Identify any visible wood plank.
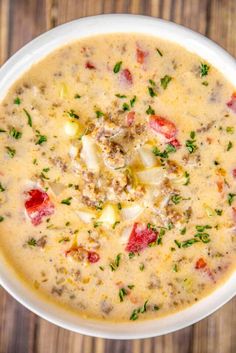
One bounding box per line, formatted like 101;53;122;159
0;1;235;353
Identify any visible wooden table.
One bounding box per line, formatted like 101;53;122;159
0;1;235;352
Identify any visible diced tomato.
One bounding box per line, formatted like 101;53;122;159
126;111;135;126
25;189;54;226
168;138;181;149
136;48;148;64
120;69;133;85
149;115;177;139
195;258;207;269
216;180;224;193
195;258;214;281
227;92;236;113
85;61;96;69
125;223;158;253
87;251;100;263
232;169;236;178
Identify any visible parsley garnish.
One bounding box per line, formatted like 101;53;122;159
67;109;79;119
112;221;120;229
186;131;197;153
110;253;121;271
202;81;208;86
14;97;21;105
180;227;186;235
139;263;145;271
61;197;72;205
227;141;233;151
74;94;81;99
160;75;172;89
0;216;4;222
122;102;130;111
9;127;22;139
27;238;37;246
228;193;236;206
96;110;104;118
184;171;190;185
117;202;122;210
148;86;157;97
146;105;155;115
36;134;47;145
174;238;199;248
171;194;182;204
156;48;163;57
152;144;176;159
23;109;32;127
129;252;135;259
0;128;6;133
0;183;5;192
5;146;16;158
226;126;234;134
113;61;122;73
130;300;148;321
149;79;156;86
173;264;178;272
215;209;223;216
119;288;128;302
115;94;127;98
200;63;210;77
130;95;137;107
94;221;102;228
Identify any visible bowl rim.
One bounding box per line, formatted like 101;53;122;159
0;13;236;339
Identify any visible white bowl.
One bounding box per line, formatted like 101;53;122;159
0;14;235;339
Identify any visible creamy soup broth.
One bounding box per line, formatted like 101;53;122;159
0;34;236;321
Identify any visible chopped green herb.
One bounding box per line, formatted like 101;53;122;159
149;79;156;86
214;160;220;166
165;144;176;154
186;131;197;153
174;238;199;248
99;266;104;271
226;126;234;134
23;109;32;127
129;252;135;259
130;95;137;107
148;86;157;97
36;135;47;145
180;227;186;235
33;158;38;165
74;94;81;99
0;183;5;192
95;200;103;210
127;284;134;290
115;93;127;98
202;81;209;86
130;300;148;320
0;128;6;133
122;102;130;111
67;109;79;119
156;48;163;57
194;232;210;243
139;263;145;271
27;238;37;246
0;216;4;222
96;110;104;119
113;61;122;73
157;227;166;245
58;237;70;243
14;97;21;105
5;146;16;158
9;127;22;139
195;225;212;232
228;193;236;206
173;264;178;272
227;141;233;151
184;171;190;186
160;75;172;89
146;105;155;115
110;253;121;271
215;209;223;216
94;221;103;228
119;288;128;302
171;194;182;205
40;172;50;180
200;63;210;77
112;221;120;229
153;305;160;311
61;197;72;205
117;202;122;210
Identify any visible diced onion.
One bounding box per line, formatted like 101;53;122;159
138;145;156;168
69;145;78;158
121;204;144;221
120;226;133;244
98;204;117;225
81;135;100;172
64;121;79;137
136;167;165;185
77;210;96;223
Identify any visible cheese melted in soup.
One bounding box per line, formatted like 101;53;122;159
0;34;236;322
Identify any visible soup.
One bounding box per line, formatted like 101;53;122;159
0;34;236;322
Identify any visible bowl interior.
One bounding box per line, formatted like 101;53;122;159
0;14;236;339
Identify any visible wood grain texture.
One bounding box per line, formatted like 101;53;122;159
0;0;235;352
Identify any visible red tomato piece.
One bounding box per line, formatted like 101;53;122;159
25;189;54;226
126;111;135;126
195;258;207;269
168;138;181;149
125;223;158;253
136;48;148;64
120;68;133;85
149;115;177;139
85;60;96;69
87;251;100;263
227;92;236;113
232;169;236;178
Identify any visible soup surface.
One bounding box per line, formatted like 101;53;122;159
0;34;236;322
